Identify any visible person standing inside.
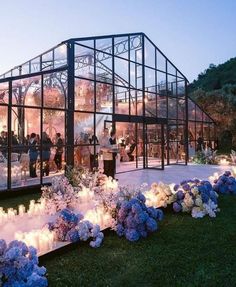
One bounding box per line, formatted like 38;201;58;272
99;128;113;178
54;133;63;172
89;135;99;171
42;132;53;176
109;130;117;178
29;133;38;178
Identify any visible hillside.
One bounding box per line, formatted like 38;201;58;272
189;57;236;93
188;57;236;149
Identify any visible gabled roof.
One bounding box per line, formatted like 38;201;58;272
0;32;188;82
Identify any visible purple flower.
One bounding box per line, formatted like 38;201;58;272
173;202;182;212
177;190;185;200
173;184;180;191
156;209;164;221
182;184;191;191
137;193;146;203
125;229;140;241
131;203;143;214
0;239;7;255
116;224;125;237
146;218;158;232
65;229;80;242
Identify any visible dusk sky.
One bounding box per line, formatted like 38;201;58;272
0;0;235;82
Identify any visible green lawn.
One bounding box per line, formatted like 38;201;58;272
1;194;236;287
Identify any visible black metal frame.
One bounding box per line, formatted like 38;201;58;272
0;32;217;193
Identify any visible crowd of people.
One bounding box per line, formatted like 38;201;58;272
0;130;64;178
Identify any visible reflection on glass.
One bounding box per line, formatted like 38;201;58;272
74;112;94;145
115;86;129;115
75;79;94;112
96;83;113;113
12;77;41;106
43;72;67;109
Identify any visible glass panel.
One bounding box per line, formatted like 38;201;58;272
96;38;111;54
196;105;203;121
146;124;162;168
95;113;112;141
43;72;67;109
145;67;155;91
157;95;167;118
196;123;203;141
95;56;112;84
12;76;41;106
54;44;67;68
75;44;94;79
75;78;94;112
115;86;129;115
74;112;94;145
188;99;195;120
11;107;41;145
130;90;143;116
130;62;141;89
177;79;185;97
76;40;94;49
130;35;142;64
30;57;41;73
156;50;166;72
145;92;156;117
0;82;9;104
144;38;156;68
178;97;185;120
156;71;166;95
167;74;177;97
21;62;30;75
167;61;176;76
188;122;196;141
114;36;129;60
114;57;129;87
42;50;53;71
96;82;113;113
203;123;210;140
0;105;8;189
168;97;177;119
43;110;65;141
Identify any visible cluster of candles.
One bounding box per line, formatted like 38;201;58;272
14;228;55;254
219;158;230;166
84;206;112;229
78;187;94;204
0;199;47;226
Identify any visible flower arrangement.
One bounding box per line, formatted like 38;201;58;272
172;179;219;218
41;176;77;214
212;171;236;195
144;182;175;208
115;193;164;241
193;147;217;164
0;239;48;287
48;209;104;248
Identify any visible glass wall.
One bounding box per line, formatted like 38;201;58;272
0;33;216;192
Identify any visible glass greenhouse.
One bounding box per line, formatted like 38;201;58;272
0;32;216;192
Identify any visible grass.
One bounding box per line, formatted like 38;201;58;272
1;194;236;287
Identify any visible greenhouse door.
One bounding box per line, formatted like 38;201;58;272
145;123;164;169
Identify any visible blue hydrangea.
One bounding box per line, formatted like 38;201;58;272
116;224;125;237
146;218;158;232
65;229;80;242
137;193;146;203
125;229;140;241
0;239;7;255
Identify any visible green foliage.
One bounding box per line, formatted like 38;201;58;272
189;57;236;93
